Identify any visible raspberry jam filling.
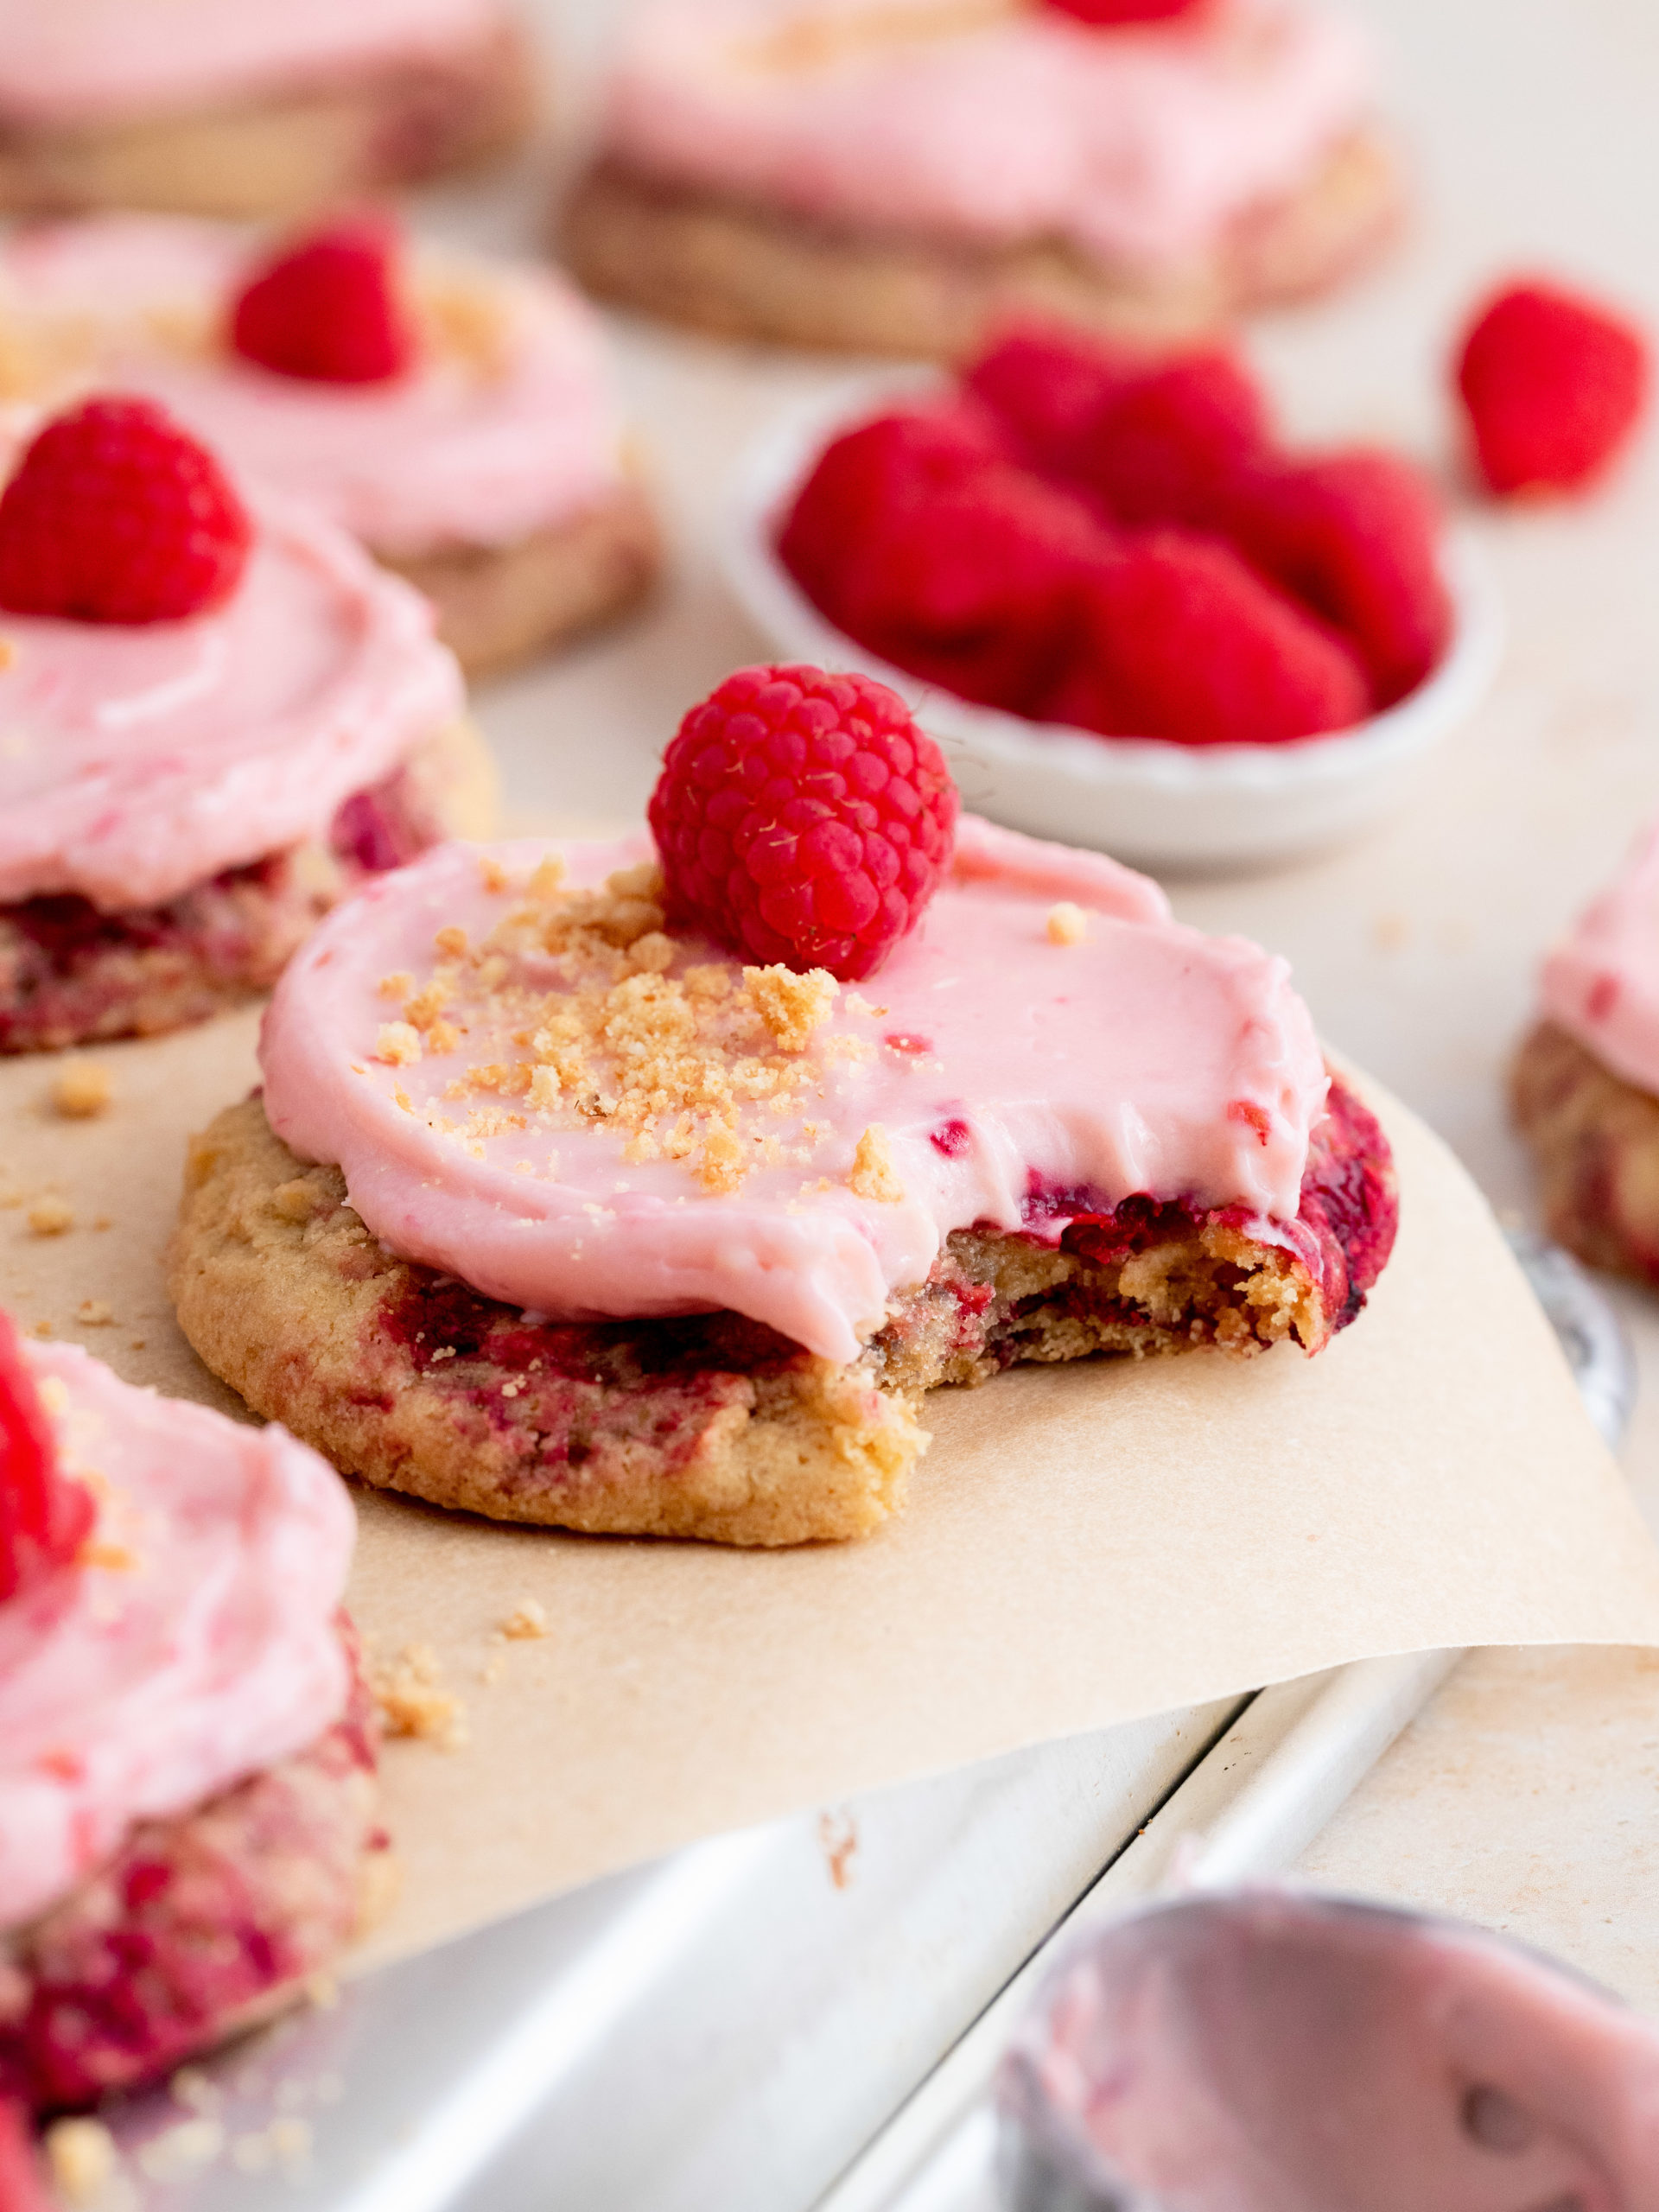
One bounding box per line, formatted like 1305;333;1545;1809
602;0;1375;272
0;215;630;560
0;1333;355;1934
261;807;1338;1368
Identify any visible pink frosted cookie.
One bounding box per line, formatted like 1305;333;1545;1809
1515;821;1659;1284
0;0;533;219
0;394;492;1054
0;1311;386;2118
170;666;1397;1546
560;0;1402;356
0;213;661;678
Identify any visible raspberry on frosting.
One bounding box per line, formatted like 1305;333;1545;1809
1045;532;1370;746
1042;0;1208;19
1455;277;1651;497
0;397;252;626
231;216;417;386
648;664;958;982
0;1311;94;1603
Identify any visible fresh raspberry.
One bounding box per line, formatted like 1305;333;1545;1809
1221;449;1451;705
778;403;1008;607
0;1310;94;1605
963;323;1141;472
0;397;252;626
1042;0;1207;22
1043;532;1370;746
649;665;959;982
823;464;1110;714
231;216;416;385
1071;348;1271;526
1455;278;1650;495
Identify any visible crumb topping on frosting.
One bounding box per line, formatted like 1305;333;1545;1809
375;853;878;1198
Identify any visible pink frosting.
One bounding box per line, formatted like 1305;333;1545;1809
0;217;629;558
1541;822;1659;1097
0;0;505;126
0;491;463;912
0;1339;354;1930
601;0;1376;271
259;814;1329;1366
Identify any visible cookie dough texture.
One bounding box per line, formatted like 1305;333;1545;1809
559;129;1402;357
0;20;534;219
1513;1019;1659;1284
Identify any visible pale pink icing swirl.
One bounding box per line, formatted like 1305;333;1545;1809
260;815;1329;1365
0;218;629;558
601;0;1376;271
0;0;507;126
0;1339;354;1930
0;491;464;912
1541;821;1659;1097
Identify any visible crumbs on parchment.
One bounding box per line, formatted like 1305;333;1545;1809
369;1643;467;1749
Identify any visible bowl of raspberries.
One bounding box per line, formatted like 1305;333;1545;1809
725;324;1503;868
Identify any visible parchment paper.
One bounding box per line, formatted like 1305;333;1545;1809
3;1015;1659;1969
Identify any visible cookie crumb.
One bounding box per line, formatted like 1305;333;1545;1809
850;1125;904;1203
1046;901;1088;947
500;1598;549;1640
374;1021;423;1067
479;856;512;894
27;1194;73;1236
92;1215;111;1231
50;1058;114;1118
44;2115;119;2205
378;970;415;998
743;963;837;1052
76;1300;114;1326
33;1318;54;1338
372;1644;467;1748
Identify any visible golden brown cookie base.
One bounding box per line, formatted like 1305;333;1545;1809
168;1080;1395;1546
558;129;1402;358
0;21;534;219
378;480;663;682
1512;1020;1659;1283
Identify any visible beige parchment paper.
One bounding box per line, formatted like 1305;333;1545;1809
4;1013;1659;1970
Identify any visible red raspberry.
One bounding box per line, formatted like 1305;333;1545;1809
826;465;1111;714
778;403;1008;607
1071;348;1271;526
649;665;959;982
1221;449;1451;705
963;323;1141;472
1455;278;1650;495
1042;0;1207;22
1043;532;1370;746
231;216;416;385
0;2106;48;2212
0;397;252;625
0;1310;94;1605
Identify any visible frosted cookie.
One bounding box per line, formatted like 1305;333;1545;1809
561;0;1402;358
0;0;532;219
1515;822;1659;1283
0;394;491;1053
0;1311;386;2114
0;214;661;678
171;666;1398;1546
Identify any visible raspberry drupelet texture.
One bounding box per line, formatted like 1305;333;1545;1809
0;1313;94;1605
231;218;416;387
648;665;959;982
1455;278;1651;496
0;397;251;625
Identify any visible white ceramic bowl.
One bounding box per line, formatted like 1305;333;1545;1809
721;376;1506;872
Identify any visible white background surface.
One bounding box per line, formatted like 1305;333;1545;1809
414;0;1659;2009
